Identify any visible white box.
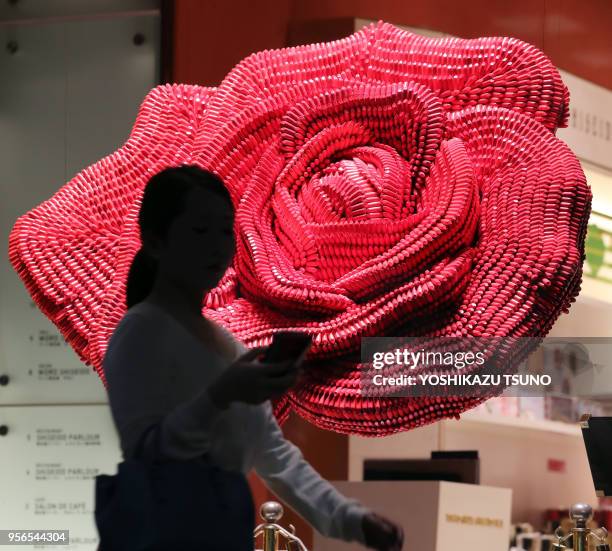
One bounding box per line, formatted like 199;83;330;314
313;481;512;551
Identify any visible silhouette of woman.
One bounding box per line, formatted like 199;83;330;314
100;164;404;550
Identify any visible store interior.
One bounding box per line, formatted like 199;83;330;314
1;1;611;550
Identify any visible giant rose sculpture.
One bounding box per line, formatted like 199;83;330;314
8;21;591;435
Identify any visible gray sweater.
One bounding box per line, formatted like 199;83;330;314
102;300;371;545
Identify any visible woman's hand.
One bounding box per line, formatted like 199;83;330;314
208;346;303;408
362;511;404;551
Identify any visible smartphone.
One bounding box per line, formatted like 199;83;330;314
262;331;312;364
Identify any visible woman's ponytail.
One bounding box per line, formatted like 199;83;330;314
125;247;158;310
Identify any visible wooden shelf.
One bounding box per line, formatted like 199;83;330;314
448;410;582;437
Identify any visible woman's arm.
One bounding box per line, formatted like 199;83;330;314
103;312;226;460
251;399;372;545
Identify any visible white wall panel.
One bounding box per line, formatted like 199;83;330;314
1;9;159;549
0;13;159;405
